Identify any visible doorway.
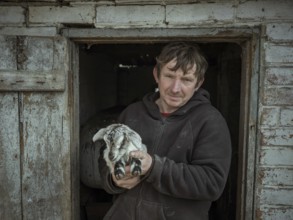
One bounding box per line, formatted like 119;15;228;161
78;42;242;220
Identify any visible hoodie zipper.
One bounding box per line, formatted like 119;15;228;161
135;120;166;219
151;119;166;154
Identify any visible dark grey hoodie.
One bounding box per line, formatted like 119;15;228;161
99;88;232;220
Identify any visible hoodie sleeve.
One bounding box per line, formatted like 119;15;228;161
145;111;232;201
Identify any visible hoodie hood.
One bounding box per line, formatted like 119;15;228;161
143;88;211;119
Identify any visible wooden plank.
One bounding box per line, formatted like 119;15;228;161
265;43;293;64
258;205;293;220
259;147;293;166
0;35;17;69
0;36;67;91
0;70;66;91
258;167;293;186
0;36;20;220
61;27;256;41
115;0;200;4
0;27;57;37
258;187;293;206
21;92;71;220
0;93;22;219
266;23;293;41
261;128;293;146
68;40;80;220
11;36;71;219
263;87;293;106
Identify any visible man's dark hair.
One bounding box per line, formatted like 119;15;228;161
155;42;208;84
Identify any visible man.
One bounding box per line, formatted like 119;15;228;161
99;42;232;220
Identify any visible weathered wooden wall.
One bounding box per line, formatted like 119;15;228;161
0;36;73;219
0;1;292;220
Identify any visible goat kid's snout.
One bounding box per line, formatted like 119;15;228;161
108;151;115;161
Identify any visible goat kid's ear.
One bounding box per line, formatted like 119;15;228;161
92;128;106;142
128;133;142;149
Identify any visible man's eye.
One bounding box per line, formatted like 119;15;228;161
183;78;193;82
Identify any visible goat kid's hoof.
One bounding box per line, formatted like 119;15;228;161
131;167;142;176
114;170;125;180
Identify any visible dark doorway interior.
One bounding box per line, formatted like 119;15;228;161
79;42;241;220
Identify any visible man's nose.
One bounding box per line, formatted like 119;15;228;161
171;79;181;92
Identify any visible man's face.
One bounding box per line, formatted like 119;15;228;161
153;59;203;113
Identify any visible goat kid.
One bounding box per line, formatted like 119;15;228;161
92;124;147;180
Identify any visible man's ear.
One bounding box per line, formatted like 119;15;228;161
153;66;159;83
195;78;204;91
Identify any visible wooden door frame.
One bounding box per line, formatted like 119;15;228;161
68;40;80;220
64;27;261;220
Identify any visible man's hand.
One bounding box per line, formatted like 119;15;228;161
112;150;153;189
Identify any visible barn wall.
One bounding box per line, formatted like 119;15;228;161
0;35;73;220
257;23;293;219
0;1;292;220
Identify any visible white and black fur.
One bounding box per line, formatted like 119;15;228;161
92;123;147;180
